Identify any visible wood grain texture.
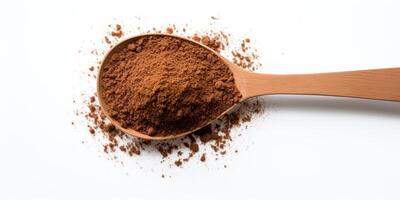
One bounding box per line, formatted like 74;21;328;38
230;66;400;101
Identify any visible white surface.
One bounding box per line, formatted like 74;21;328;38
1;0;400;199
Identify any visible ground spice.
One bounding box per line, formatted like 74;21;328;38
189;143;199;153
111;24;123;38
104;36;111;44
200;153;206;162
74;21;264;170
99;35;242;136
174;159;183;167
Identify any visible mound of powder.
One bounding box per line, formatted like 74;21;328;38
99;35;242;137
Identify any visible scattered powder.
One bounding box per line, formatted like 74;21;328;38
200;153;206;162
166;27;174;34
189;143;199;153
111;24;123;38
174;159;183;167
104;36;111;44
89;127;95;134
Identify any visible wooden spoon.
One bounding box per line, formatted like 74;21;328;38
97;33;400;140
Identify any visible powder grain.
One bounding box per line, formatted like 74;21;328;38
99;35;242;137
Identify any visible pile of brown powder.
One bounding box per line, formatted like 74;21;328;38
74;21;264;169
99;35;242;136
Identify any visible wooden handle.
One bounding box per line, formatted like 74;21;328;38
240;68;400;101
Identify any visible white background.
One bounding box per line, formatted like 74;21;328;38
1;0;400;199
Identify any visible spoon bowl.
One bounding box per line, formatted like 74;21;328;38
98;33;400;140
97;33;240;140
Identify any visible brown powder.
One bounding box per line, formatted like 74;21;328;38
166;27;174;34
200;153;206;162
174;159;182;167
111;24;123;38
158;147;168;158
89;127;95;134
104;36;111;44
231;38;259;71
99;35;242;136
189;143;199;153
191;34;225;53
74;21;265;169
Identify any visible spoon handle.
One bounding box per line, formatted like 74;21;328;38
241;67;400;101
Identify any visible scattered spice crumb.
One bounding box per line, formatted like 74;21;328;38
189;143;199;154
200;153;206;162
166;27;174;34
111;24;123;38
175;159;183;167
104;36;111;44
